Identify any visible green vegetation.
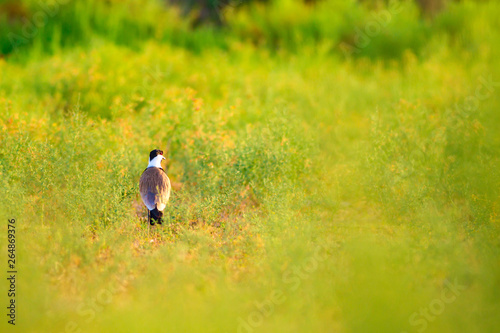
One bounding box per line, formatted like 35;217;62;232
0;0;499;332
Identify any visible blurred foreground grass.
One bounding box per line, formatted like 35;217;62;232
0;0;499;332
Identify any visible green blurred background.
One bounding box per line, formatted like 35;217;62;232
0;0;499;332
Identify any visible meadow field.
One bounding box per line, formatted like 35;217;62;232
0;0;499;332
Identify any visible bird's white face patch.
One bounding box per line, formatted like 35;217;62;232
147;155;166;169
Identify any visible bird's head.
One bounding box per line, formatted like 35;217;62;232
147;149;166;168
149;149;165;162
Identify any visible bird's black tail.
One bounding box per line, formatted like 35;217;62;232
149;207;163;225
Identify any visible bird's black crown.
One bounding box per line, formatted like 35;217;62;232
149;149;164;161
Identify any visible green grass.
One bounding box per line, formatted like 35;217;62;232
0;0;499;332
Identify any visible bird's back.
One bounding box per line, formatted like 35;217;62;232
139;168;171;211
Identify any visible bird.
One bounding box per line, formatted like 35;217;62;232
139;149;171;225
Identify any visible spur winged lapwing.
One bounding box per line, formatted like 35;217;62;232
139;149;171;225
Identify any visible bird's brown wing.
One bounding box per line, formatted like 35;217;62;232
139;168;171;211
